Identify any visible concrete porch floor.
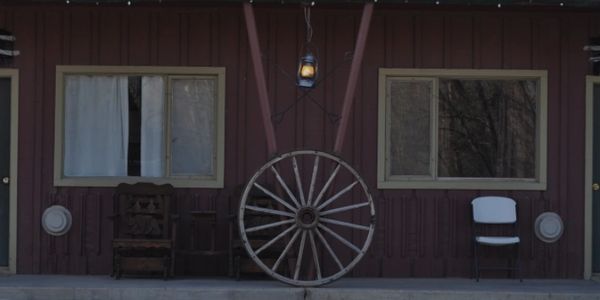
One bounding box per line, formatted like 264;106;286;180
0;275;599;300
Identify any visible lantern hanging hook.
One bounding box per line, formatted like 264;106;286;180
303;4;313;44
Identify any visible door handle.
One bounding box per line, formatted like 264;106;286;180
2;177;8;185
593;183;600;191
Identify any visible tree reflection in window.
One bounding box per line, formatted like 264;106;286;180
438;79;537;178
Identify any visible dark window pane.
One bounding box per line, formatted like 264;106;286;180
389;79;432;176
127;76;141;176
438;79;537;178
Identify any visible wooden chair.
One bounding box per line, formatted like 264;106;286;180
110;182;177;279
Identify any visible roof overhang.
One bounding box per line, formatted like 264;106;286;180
3;0;600;9
0;0;600;7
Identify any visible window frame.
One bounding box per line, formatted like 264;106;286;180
54;65;226;188
378;68;548;190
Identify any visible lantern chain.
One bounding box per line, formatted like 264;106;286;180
304;5;313;44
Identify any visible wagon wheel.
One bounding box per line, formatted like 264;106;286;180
238;150;375;287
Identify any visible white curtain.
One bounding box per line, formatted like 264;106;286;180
64;75;129;177
141;76;165;177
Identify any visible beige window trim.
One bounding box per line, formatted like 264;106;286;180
584;75;600;279
54;65;226;188
378;68;548;190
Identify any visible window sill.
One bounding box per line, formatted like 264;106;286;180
377;179;546;190
54;176;224;189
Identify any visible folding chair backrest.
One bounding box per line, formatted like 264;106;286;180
472;196;517;224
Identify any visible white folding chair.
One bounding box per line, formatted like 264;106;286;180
472;196;522;282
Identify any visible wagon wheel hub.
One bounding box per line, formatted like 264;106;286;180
297;207;319;229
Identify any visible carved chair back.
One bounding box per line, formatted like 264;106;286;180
114;182;175;240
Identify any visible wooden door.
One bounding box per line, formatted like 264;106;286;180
0;78;10;267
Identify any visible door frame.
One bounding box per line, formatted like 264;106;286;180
0;69;18;274
585;75;600;279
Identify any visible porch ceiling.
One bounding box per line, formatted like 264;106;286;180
4;0;600;8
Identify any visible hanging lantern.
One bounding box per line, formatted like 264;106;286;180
297;51;317;88
297;3;317;89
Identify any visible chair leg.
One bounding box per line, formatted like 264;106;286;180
474;241;480;282
228;224;233;278
116;266;122;280
235;256;241;281
110;260;115;278
170;249;175;278
472;240;475;280
508;255;513;279
515;243;522;282
163;255;170;281
114;253;122;280
111;249;117;278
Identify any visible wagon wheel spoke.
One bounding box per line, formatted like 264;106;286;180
314;226;344;271
316;181;358;211
312;163;341;208
308;230;322;280
320;202;370;216
239;150;375;287
245;205;295;218
255;224;297;255
320;217;371;231
253;182;297;213
318;224;362;254
293;230;308;280
246;219;295;233
272;228;302;272
292;157;307;206
270;166;301;209
306;156;320;206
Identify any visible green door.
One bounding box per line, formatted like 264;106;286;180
0;78;10;267
593;82;600;273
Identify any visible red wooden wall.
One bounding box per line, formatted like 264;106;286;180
3;3;599;278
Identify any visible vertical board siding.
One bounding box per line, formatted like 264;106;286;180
565;15;588;277
4;4;596;278
14;8;36;274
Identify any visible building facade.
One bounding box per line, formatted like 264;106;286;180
0;0;598;279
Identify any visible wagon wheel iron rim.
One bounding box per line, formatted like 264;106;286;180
238;150;376;287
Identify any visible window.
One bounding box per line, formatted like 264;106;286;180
54;66;225;188
378;69;547;190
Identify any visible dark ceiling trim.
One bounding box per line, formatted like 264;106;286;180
2;0;600;8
